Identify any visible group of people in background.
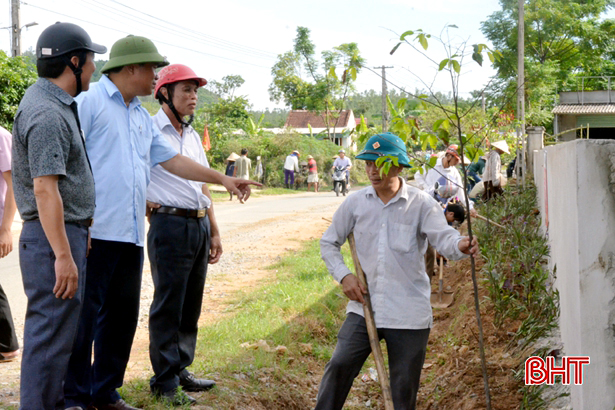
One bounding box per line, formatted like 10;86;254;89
5;22;259;409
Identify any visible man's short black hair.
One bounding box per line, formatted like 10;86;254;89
241;148;248;155
37;50;88;79
445;203;465;224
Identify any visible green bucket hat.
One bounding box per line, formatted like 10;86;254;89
356;132;411;167
101;35;169;73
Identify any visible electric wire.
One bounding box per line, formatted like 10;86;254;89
77;0;277;61
20;1;273;69
102;0;278;59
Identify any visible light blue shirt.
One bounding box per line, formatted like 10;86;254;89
76;75;178;246
320;178;467;329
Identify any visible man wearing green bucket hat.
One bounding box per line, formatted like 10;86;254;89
317;132;478;410
64;36;260;410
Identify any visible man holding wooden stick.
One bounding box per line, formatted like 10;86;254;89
317;133;479;410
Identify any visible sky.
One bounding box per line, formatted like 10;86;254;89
1;0;509;110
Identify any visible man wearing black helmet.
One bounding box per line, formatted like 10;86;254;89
11;22;105;409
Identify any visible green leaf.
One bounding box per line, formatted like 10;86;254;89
472;52;483;66
418;34;428;50
421;134;429;151
428;156;437;169
438;59;449;71
328;66;337;79
400;30;414;40
451;59;461;73
428;134;438;149
433;119;446;131
487;51;495;63
390;42;402;55
350;66;357;81
448;24;458;29
397;98;407;111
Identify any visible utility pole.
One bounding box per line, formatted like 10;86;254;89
517;0;525;190
374;66;393;132
11;0;20;56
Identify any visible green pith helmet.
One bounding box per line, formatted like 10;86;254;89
101;35;169;73
356;132;411;167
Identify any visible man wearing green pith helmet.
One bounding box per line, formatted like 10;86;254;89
64;35;260;410
317;132;479;410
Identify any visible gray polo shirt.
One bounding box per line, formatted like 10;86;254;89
12;78;95;222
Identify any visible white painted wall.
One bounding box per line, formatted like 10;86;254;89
533;140;615;410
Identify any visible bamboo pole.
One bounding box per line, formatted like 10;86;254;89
474;213;505;229
347;233;394;410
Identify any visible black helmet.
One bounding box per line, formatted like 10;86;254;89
36;22;106;96
37;22;106;59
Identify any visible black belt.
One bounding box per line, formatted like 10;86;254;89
76;218;94;227
153;206;207;218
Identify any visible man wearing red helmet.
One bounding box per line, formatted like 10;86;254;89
145;64;219;404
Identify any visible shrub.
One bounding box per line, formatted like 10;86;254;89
0;51;37;130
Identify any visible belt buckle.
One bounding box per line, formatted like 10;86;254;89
197;209;206;218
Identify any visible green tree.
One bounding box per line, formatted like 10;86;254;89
209;75;245;99
0;51;37;130
269;26;365;138
192;75;252;143
481;0;615;127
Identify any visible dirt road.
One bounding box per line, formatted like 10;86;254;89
0;190;346;404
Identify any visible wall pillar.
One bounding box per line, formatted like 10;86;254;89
526;126;544;175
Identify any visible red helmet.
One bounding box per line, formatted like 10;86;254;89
154;64;207;97
445;144;460;160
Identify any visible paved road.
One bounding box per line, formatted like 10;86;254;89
0;189;350;328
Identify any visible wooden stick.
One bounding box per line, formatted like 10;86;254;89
474;213;505;229
347;233;394;410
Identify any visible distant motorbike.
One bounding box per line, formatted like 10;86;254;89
332;166;348;197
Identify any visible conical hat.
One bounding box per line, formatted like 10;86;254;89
492;140;510;154
227;152;240;161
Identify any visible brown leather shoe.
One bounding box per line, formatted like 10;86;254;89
91;399;142;410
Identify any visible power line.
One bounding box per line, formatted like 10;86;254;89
104;0;279;59
21;1;273;69
77;0;277;61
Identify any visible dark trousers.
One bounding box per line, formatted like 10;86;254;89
284;169;295;186
315;313;430;410
65;239;144;407
148;213;210;394
482;180;503;201
19;220;88;410
0;283;18;353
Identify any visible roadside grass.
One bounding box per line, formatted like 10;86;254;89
119;240;376;409
209;186;307;202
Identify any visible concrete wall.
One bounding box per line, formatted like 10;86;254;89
533;140;615;410
556;114;579;141
560;90;615;104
